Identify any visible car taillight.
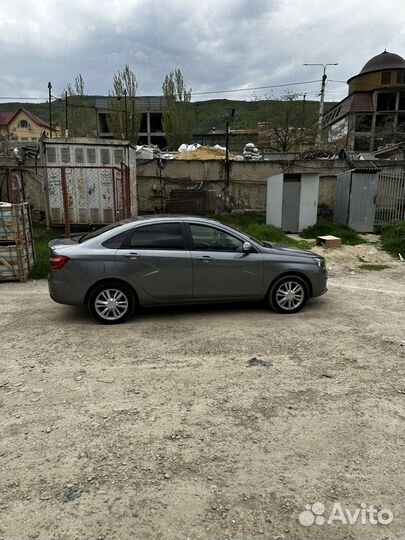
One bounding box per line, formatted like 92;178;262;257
49;255;70;269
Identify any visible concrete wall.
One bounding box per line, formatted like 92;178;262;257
136;158;352;215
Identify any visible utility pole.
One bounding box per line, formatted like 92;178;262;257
224;108;235;186
301;93;307;129
65;90;68;138
48;82;52;138
303;63;338;143
123;89;128;140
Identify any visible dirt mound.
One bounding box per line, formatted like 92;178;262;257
176;146;231;160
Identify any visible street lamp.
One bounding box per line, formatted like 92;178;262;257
303;63;338;143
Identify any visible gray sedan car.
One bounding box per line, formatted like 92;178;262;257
48;216;327;324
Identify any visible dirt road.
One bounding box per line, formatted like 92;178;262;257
1;256;404;539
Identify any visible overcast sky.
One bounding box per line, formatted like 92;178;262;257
0;0;404;104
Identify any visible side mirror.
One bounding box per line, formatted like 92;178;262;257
242;241;253;252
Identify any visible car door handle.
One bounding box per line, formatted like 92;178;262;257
123;252;140;259
197;255;212;262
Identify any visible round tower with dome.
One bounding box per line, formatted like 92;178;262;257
323;51;405;152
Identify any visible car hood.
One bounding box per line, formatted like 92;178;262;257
262;242;321;260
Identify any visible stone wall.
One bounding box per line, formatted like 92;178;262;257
136;158;351;215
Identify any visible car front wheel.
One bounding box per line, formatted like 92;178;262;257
269;276;308;314
88;283;134;324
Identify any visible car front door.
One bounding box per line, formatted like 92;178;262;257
114;222;192;301
187;223;263;299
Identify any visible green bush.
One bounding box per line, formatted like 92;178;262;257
381;222;405;257
31;224;62;279
300;219;365;245
215;214;311;249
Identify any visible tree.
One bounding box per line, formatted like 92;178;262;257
61;74;92;137
162;69;194;150
107;65;140;143
256;91;315;152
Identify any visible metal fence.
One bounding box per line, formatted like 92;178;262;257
375;168;405;227
0;164;131;237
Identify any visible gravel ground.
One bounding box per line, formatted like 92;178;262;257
1;251;404;540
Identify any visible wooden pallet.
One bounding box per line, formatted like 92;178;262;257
0;203;35;282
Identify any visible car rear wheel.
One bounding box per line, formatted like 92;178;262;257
269;276;308;314
88;283;134;324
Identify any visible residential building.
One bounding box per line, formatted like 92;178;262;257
323;50;405;151
0;108;59;141
95;96;166;148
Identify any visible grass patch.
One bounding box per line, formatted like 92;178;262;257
380;222;405;257
358;264;390;271
300;219;366;245
31;224;63;279
214;214;311;250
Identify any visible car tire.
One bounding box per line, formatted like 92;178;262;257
269;276;309;314
88;282;135;324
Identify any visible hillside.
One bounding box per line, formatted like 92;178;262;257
0;97;337;135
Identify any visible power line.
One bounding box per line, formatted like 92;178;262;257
0;96;50;101
192;80;322;96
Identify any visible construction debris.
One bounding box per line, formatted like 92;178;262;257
316;235;342;249
176;146;230;160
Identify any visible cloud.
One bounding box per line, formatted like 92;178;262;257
0;0;404;103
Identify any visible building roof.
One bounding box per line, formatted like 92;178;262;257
323;92;374;127
0;112;14;126
0;108;56;131
348;50;405;83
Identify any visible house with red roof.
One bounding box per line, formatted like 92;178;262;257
0;108;59;141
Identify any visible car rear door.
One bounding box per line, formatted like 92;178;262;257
187;223;263;299
114;221;192;301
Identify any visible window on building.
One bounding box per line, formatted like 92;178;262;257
353;135;371;152
150;113;163;132
127;223;184;250
139;113;148;132
399;91;405;111
355;114;373;132
61;147;71;163
18;119;30;128
397;71;405;84
114;148;124;165
100;148;111;165
397;113;405;133
375;114;395;133
377;93;397;111
86;148;96;164
47;147;57;163
74;147;84;164
381;72;391;85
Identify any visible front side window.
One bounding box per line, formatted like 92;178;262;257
190;224;243;252
128;223;184;249
18;120;30;128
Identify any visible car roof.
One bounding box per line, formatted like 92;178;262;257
137;214;221;224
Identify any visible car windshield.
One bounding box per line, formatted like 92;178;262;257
78;219;135;243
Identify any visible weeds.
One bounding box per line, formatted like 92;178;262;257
300;219;365;245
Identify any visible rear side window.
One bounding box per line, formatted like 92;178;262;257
102;230;130;249
128;223;184;249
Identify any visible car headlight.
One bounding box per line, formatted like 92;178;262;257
315;257;326;269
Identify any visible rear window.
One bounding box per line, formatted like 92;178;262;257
79;219;135;243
